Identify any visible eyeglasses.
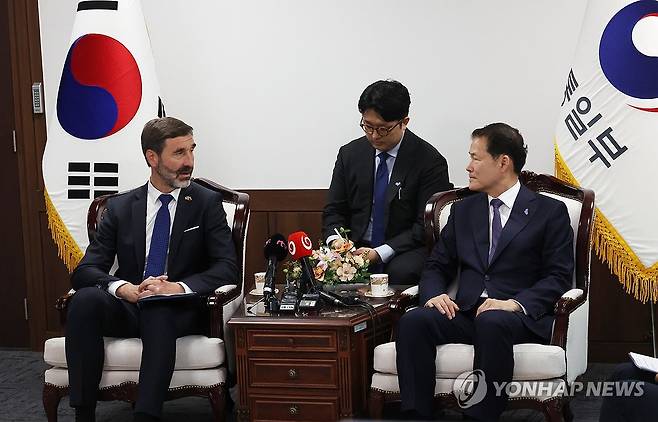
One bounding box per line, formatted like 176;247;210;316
360;118;403;137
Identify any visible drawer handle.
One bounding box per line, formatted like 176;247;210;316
289;404;299;416
288;368;298;379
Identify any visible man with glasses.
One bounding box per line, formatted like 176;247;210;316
323;80;452;284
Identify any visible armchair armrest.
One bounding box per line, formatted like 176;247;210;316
551;288;586;349
554;288;585;316
55;290;76;326
390;286;420;314
207;284;239;339
389;286;420;340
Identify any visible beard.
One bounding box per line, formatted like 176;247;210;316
155;162;193;189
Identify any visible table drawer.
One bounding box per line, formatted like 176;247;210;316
249;358;338;389
250;395;338;422
247;330;337;352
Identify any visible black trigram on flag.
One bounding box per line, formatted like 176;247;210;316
67;162;119;199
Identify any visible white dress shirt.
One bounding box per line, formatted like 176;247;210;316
108;181;192;298
326;131;405;263
480;179;526;314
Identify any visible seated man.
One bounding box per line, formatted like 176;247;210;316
396;123;573;420
322;80;452;284
65;117;238;422
599;361;658;421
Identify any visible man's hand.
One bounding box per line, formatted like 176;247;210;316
137;275;184;299
425;294;460;320
116;283;140;303
354;247;381;264
476;298;521;317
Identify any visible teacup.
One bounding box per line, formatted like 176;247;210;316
254;272;266;294
370;273;389;297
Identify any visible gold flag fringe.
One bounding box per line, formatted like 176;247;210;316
555;143;658;303
44;190;83;273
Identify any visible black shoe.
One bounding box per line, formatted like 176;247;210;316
400;409;431;420
74;406;95;422
133;412;160;422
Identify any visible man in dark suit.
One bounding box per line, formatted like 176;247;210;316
396;123;573;420
322;80;452;284
66;117;237;422
599;361;658;421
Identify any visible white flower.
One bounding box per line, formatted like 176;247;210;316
336;263;357;282
353;255;364;268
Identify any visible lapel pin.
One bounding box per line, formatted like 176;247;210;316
524;208;529;215
395;181;401;186
185;196;192;201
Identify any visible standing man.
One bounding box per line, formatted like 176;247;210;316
323;80;452;284
65;117;238;422
396;123;573;420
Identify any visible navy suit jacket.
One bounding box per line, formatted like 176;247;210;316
71;182;238;295
322;130;452;254
419;184;574;340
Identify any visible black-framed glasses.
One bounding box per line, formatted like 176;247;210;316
359;118;403;137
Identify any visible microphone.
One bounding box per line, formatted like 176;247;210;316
263;234;288;312
263;234;288;293
287;231;316;293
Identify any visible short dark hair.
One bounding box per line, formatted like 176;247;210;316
358;80;411;122
141;117;193;165
471;122;527;174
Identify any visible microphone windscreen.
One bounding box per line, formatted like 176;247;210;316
287;231;313;260
264;233;288;260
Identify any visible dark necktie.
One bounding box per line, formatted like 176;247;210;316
489;198;504;263
144;194;174;278
371;152;390;248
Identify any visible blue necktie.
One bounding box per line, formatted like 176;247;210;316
489;198;504;263
144;194;174;278
371;152;390;248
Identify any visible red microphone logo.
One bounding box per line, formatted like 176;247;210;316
288;231;313;260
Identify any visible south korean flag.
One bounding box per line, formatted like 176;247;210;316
42;0;165;271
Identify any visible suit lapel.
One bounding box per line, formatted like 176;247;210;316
359;138;375;199
385;130;415;206
132;184;148;278
488;185;537;266
167;184;194;271
470;193;490;269
357;138;375;235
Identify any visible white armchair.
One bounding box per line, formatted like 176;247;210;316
368;171;595;422
42;178;250;422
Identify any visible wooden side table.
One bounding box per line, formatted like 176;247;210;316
228;290;398;421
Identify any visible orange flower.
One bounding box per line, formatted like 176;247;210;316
313;265;326;281
333;239;354;253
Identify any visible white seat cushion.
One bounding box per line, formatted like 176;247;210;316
44;335;225;370
370;372;565;402
373;342;566;380
45;367;227;389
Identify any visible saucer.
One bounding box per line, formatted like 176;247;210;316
365;290;394;298
248;288;278;296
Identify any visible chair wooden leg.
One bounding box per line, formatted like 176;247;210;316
208;385;227;422
368;389;385;419
43;383;66;422
562;399;573;422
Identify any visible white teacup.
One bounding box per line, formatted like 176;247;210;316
370;273;389;297
254;272;266;294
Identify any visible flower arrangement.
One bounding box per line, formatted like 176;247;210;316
283;229;370;285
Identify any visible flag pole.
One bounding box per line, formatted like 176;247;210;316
649;300;658;358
